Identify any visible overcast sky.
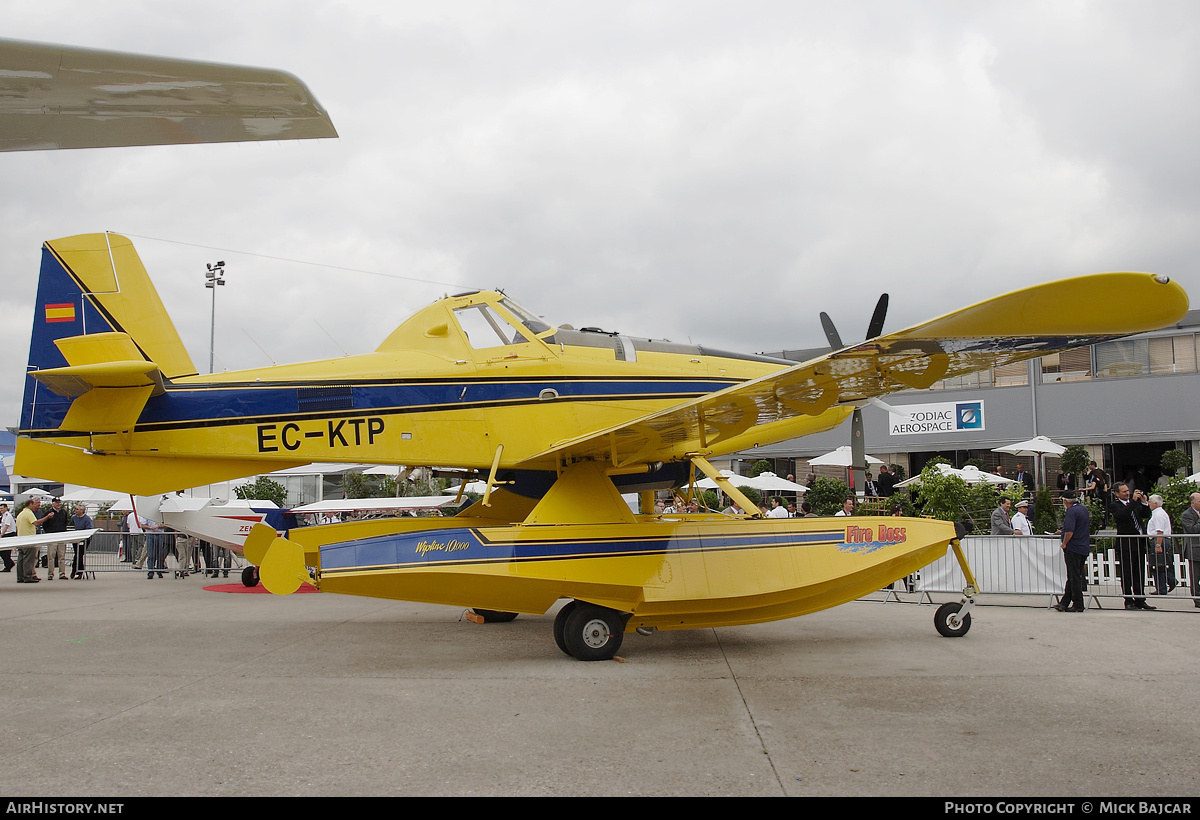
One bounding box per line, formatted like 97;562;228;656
2;0;1198;426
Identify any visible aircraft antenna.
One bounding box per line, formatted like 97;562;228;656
315;320;351;356
242;329;277;366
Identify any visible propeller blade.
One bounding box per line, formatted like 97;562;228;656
867;396;908;418
850;407;866;492
819;312;843;350
866;294;889;339
824;297;888;494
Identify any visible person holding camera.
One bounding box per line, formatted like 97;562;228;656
1109;482;1153;610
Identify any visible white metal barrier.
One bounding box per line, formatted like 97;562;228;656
915;533;1197;609
23;531;243;578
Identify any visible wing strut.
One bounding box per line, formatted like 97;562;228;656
482;445;511;507
691;455;762;519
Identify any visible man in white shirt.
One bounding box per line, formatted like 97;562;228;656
1011;498;1033;536
767;497;789;518
125;511;159;572
1147;494;1177;595
0;503;15;572
834;497;856;517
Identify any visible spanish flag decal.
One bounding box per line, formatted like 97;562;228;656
45;303;76;323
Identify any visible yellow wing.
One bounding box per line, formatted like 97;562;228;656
520;272;1189;469
0;38;337;152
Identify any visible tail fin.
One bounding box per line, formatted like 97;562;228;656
20;233;197;434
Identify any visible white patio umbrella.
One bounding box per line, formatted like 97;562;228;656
60;488;128;504
992;436;1066;457
694;470;743;490
894;462;956;488
957;466;1019;486
895;463;1017;488
806;446;884;468
992;436;1066;487
744;472;809;492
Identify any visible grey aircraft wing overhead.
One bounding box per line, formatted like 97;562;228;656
0;38;337;152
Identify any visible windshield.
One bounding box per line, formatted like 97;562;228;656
499;298;551;335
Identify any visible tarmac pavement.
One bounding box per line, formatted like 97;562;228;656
2;573;1197;797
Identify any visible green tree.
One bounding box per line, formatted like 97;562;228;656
914;463;970;524
1059;445;1090;485
401;474;449;497
1161;449;1191;478
735;485;763;509
1033;486;1059;534
234;477;288;508
885;489;916;517
1079;494;1104;535
341;471;370;499
963;482;1002;534
1162;479;1200;530
807;476;850;515
749;460;773;478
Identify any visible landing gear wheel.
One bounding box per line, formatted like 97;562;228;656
553;601;578;655
561;602;626;661
241;566;259;588
935;602;971;637
472;608;519;623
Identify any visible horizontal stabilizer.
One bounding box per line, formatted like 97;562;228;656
56;331;146;367
32;360;165;398
32;341;165;431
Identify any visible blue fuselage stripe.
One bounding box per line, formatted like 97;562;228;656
319;527;846;572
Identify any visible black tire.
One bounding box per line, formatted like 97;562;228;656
561;602;626;661
472;608;519;623
553;601;578;655
241;566;259;588
934;602;971;637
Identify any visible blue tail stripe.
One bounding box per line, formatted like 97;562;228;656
21;246;119;430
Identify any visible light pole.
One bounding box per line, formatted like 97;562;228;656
205;261;225;373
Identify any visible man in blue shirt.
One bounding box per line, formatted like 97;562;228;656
1055;491;1090;612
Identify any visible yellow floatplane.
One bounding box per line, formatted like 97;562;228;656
16;233;1189;658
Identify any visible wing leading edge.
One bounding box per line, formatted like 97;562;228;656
0;38;337;151
520;272;1189;470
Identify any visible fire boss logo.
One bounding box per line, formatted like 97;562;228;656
845;524;906;544
841;524;907;554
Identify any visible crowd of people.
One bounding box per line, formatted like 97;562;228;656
0;497;87;584
987;476;1199;613
3;497;234;584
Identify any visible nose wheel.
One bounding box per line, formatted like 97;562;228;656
934;539;978;638
934;601;972;637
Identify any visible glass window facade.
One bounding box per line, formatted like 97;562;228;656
925;332;1198;390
